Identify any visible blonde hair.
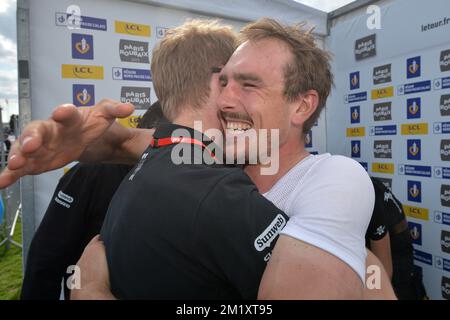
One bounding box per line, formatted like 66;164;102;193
151;19;237;120
240;18;334;132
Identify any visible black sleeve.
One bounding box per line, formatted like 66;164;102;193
21;163;132;300
194;172;289;299
366;181;390;241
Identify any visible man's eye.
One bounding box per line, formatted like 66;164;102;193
243;83;256;88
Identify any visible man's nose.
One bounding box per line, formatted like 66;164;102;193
217;82;239;112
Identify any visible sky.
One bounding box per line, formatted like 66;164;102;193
0;0;354;124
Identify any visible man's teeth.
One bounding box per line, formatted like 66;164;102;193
226;121;251;131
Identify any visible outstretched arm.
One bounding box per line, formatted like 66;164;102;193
0;100;153;188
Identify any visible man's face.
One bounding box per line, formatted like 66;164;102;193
216;38;299;161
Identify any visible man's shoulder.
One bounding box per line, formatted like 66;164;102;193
306;154;368;181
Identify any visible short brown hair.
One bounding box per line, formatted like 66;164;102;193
151;20;237;120
240;18;334;133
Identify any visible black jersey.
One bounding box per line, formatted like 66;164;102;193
101;123;288;299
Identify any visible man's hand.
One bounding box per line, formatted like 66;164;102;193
0;100;135;188
71;235;116;300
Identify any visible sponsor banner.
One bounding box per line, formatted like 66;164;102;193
371;162;394;174
345;91;367;104
434;211;450;226
401;123;428;135
397;80;431;95
350;106;360;124
354;34;376;61
373;102;392;121
413;249;432;265
119;40;149;63
441;49;450;72
407;139;421;160
116;115;142;128
434;76;450;90
371;86;394;100
407;56;421;79
398;164;432;177
373;63;392;85
61;64;103;80
71;33;93;60
435;256;450;273
369;125;397;136
346;127;365;137
72;84;95;107
404;205;429;221
115;20;150;37
55;12;107;31
434;121;450;134
120;87;151;109
373;140;392;159
112;67;152;81
434;166;450;179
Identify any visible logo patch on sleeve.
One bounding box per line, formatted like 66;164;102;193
254;214;287;252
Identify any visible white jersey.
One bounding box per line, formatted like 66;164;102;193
263;153;374;283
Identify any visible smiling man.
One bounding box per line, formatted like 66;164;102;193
215;19;374;298
0;18;388;299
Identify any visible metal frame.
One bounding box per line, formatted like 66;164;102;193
17;0;34;271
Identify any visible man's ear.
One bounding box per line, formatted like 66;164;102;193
291;90;319;127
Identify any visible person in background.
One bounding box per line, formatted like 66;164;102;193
366;176;428;300
20;102;167;300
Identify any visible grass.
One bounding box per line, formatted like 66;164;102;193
0;218;23;300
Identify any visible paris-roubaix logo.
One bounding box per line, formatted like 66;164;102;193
441;184;450;207
407;56;421;79
71;33;93;60
373;102;392;121
441;94;450;116
407;97;421;119
373;63;391;85
440;49;450;72
373;140;392;159
350;106;360;124
407;139;421;161
441;139;450;161
442;276;450;300
354;34;376;61
72;84;95;107
350;71;360;90
408;180;421;203
442;230;450;254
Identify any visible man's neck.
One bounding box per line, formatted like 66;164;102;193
172;108;218;134
244;139;310;193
